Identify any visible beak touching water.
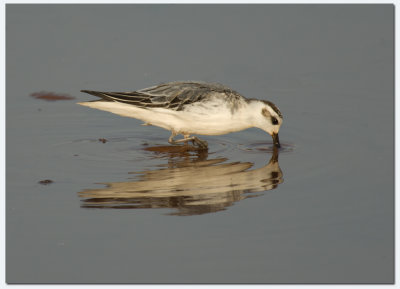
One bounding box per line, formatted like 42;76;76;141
272;133;281;148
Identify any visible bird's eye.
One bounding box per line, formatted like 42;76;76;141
271;117;279;125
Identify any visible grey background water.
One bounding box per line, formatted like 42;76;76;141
6;4;393;283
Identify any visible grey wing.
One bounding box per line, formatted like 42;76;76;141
81;81;244;111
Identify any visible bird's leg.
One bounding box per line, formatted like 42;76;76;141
168;132;190;145
183;134;190;146
170;136;196;145
168;133;208;149
168;131;178;145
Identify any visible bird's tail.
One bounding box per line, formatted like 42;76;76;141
80;90;106;98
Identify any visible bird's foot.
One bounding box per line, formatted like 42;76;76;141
190;136;208;149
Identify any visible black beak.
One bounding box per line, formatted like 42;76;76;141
272;133;281;148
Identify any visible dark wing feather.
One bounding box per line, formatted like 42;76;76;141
81;81;245;111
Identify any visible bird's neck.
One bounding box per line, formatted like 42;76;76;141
231;100;261;128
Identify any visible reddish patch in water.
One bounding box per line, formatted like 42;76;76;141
144;145;199;154
38;179;53;185
30;91;75;101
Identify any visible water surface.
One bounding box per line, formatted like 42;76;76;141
6;4;393;283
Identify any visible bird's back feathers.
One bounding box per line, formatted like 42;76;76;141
81;81;245;111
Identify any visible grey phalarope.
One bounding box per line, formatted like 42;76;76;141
79;81;283;149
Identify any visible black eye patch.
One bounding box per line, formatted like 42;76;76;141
271;117;279;125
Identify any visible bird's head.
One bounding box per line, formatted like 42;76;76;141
250;100;283;148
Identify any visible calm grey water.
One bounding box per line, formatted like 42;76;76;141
6;4;393;283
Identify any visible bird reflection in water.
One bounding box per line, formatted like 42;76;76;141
78;146;283;216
